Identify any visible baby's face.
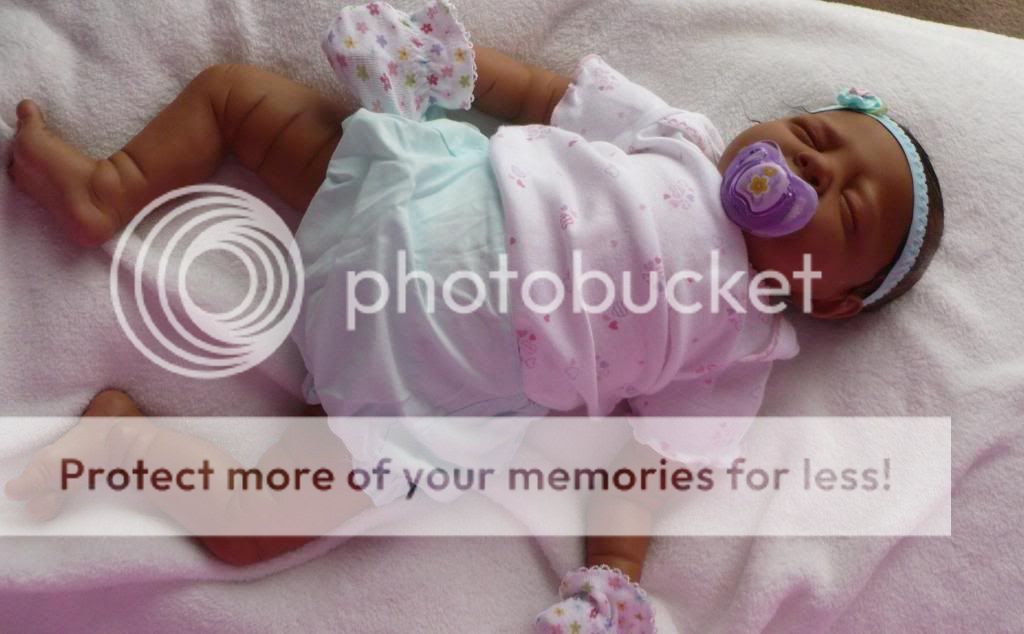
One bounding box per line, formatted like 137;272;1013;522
717;110;914;317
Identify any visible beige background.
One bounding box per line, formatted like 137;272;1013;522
829;0;1024;38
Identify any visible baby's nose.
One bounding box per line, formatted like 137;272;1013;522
794;152;830;194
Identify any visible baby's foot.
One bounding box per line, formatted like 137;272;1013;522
7;100;121;247
4;390;153;521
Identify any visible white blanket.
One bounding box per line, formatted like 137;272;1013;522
1;0;1022;631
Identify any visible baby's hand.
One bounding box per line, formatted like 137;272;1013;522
4;391;154;521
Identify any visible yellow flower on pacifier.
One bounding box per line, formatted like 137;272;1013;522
762;166;778;177
748;175;769;196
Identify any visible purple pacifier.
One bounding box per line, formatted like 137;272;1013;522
720;140;818;238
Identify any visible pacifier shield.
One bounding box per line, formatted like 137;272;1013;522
720;140;818;238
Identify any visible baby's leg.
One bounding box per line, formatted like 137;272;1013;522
8;64;349;246
6;390;370;566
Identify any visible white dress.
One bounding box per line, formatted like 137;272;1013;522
293;0;546;505
294;2;799;506
489;54;800;465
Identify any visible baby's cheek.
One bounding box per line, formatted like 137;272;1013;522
795;248;850;299
747;232;843;299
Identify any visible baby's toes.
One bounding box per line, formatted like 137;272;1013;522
15;99;45;131
4;445;62;501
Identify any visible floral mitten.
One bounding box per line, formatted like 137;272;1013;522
323;0;477;121
534;565;656;633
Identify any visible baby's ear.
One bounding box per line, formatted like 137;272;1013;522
808;293;864;320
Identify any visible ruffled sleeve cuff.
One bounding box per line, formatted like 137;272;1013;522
551;54;726;163
549;54;669;145
626;315;799;466
323;1;477;121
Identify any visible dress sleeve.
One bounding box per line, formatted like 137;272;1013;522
550;54;725;163
322;1;478;121
626;314;799;466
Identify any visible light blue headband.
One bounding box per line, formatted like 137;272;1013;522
811;88;929;307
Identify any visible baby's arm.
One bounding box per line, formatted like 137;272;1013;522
586;440;665;582
472;47;570;125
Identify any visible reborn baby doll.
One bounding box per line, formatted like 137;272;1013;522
6;1;944;632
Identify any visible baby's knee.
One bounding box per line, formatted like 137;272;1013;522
192;63;240;88
200;535;264;566
187;64;239;106
188;63;274;145
85;389;141;417
200;535;312;566
189;63;263;106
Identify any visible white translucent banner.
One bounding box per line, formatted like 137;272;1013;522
0;416;950;537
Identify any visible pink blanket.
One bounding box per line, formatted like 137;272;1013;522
1;0;1021;631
